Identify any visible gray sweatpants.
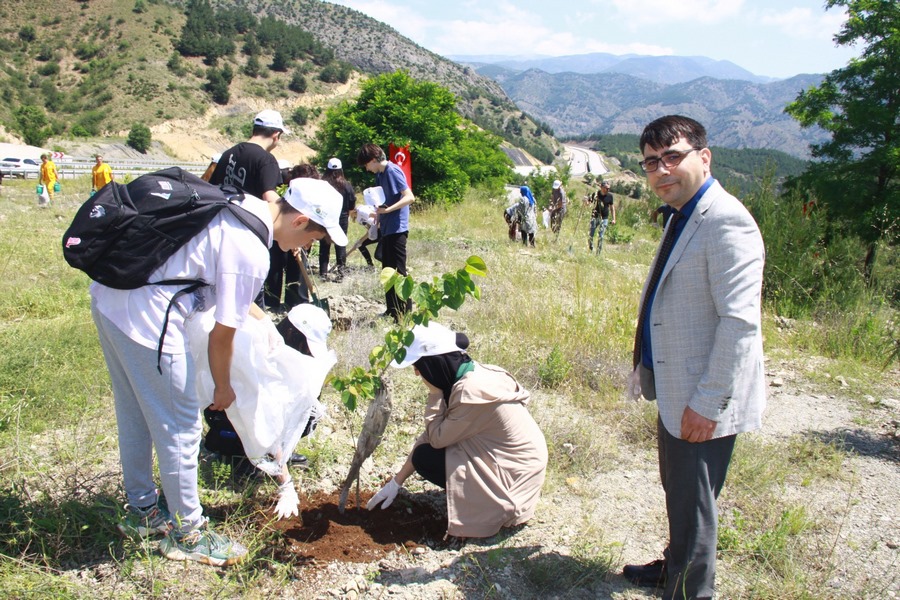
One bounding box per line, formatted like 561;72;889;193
92;302;205;533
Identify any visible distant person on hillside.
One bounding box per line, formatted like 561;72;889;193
357;143;415;321
587;181;616;253
650;203;675;227
624;115;765;598
321;157;355;281
209;110;286;310
91;154;114;194
515;185;537;247
39;153;59;207
549;179;568;234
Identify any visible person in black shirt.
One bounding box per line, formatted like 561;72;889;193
588;181;616;253
210;110;287;311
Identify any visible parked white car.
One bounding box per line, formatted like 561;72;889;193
0;157;41;178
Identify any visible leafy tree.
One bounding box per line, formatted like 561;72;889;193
133;0;146;13
127;123;152;153
785;0;899;279
14;105;51;146
316;71;512;204
243;54;261;78
271;47;291;72
204;68;230;104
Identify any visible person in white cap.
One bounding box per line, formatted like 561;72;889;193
549;178;568;234
367;322;548;539
210;110;289;309
321;157;355;280
89;167;344;566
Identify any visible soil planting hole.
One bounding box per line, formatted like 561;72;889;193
267;489;450;565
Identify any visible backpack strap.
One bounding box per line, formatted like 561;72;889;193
153;279;208;373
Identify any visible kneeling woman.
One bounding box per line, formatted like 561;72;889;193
367;322;548;538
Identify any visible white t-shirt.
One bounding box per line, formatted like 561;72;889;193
91;196;273;354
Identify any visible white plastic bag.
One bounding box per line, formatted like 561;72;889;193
542;209;551;229
186;310;335;476
363;186;385;207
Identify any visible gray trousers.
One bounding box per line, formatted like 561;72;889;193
658;415;736;600
92;302;205;532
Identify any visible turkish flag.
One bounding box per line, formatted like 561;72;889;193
389;143;412;189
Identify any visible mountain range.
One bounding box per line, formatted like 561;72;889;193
461;57;828;158
451;52;777;85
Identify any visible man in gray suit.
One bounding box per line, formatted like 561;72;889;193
623;115;766;599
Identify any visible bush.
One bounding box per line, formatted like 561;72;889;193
318;62;350;84
538;346;571;389
18;26;36;43
38;63;59;77
127;123;152;153
291;107;309;127
289;71;307;93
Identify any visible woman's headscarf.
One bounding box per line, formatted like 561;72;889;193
413;333;472;404
520;185;536;207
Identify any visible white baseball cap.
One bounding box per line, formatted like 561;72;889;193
277;159;291;170
286;304;332;358
552;179;562;189
283;178;348;246
326;157;342;170
391;322;464;368
253;109;290;134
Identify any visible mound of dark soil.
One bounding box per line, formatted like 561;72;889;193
267;490;449;565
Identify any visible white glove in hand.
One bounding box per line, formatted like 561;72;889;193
366;478;401;510
627;367;643;401
275;479;299;520
263;317;284;354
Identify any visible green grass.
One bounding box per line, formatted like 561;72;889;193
0;179;896;598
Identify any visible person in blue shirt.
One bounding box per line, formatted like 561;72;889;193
356;143;416;320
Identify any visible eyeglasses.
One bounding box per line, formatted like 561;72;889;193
639;148;701;173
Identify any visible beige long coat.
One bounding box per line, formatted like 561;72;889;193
415;363;548;538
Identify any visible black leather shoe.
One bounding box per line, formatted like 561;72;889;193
623;558;667;587
289;453;309;469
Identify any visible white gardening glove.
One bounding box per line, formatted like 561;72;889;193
274;479;299;520
627;367;642;401
366;478;401;510
262;316;284;354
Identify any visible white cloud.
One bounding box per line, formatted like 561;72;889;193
608;0;745;26
426;17;672;57
759;7;847;41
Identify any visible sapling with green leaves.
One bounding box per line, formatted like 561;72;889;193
335;255;487;511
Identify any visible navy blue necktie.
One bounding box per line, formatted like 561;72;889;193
633;212;682;369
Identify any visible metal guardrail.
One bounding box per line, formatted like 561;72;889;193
2;158;210;180
51;158;211;180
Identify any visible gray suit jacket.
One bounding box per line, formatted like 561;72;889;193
637;180;766;440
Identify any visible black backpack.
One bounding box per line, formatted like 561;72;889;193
63;166;267;288
63;166;269;370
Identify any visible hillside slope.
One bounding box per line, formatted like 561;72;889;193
0;0;559;164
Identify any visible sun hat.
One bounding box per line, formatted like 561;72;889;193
391;322;464;369
552;179;562;189
282;178;349;246
253;109;290;134
326;157;342;170
286;304;332;358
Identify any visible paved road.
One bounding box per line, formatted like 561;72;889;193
565;145;608;176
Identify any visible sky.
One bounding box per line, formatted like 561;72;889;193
325;0;860;79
